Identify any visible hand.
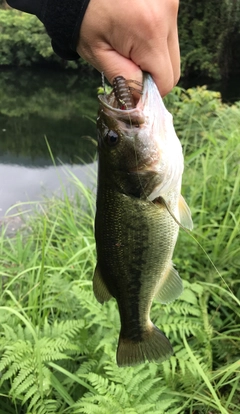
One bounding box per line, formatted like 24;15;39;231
77;0;180;97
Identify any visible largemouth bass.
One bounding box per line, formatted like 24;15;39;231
94;73;193;367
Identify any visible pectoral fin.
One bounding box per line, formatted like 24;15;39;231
178;195;193;230
155;263;183;304
93;264;112;304
158;195;193;231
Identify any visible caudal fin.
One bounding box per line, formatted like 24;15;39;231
117;325;173;367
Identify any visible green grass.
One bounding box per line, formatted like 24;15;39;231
0;87;239;413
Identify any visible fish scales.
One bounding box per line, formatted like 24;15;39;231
94;73;193;366
95;191;179;332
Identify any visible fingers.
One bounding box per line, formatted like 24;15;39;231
146;42;180;97
128;2;180;96
167;31;181;89
103;51;143;88
93;49;144;103
165;0;181;91
132;39;177;97
79;44;143;87
78;39;179;97
128;32;180;97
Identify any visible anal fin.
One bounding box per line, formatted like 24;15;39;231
155;263;183;304
93;264;112;304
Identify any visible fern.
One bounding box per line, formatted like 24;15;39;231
72;362;181;413
0;319;85;413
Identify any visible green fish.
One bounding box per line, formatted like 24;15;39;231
94;74;193;367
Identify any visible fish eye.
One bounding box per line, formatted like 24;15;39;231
106;130;119;146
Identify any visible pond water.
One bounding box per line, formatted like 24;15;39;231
0;68;100;224
1;68;240;230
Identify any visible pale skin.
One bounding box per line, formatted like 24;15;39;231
77;0;180;97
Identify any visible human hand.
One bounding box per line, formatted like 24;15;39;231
77;0;180;97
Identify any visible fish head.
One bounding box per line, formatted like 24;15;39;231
97;95;151;172
97;74;184;199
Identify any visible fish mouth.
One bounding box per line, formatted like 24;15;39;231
98;92;145;126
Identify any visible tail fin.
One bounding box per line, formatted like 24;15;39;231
117;324;173;367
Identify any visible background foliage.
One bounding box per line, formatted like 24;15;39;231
0;0;240;79
0;87;239;413
178;0;240;78
0;9;91;70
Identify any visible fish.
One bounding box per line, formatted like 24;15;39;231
93;73;193;367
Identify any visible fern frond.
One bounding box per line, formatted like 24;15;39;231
22;383;39;406
75;359;98;376
87;373;109;395
0;317;90;412
27;397;60;414
0;340;32;379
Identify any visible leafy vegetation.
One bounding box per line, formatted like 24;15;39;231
0;9;91;70
0;87;240;413
178;0;240;79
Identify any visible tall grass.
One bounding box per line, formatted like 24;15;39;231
0;87;239;413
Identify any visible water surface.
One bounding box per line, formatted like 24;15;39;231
1;68;240;224
0;68;99;219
